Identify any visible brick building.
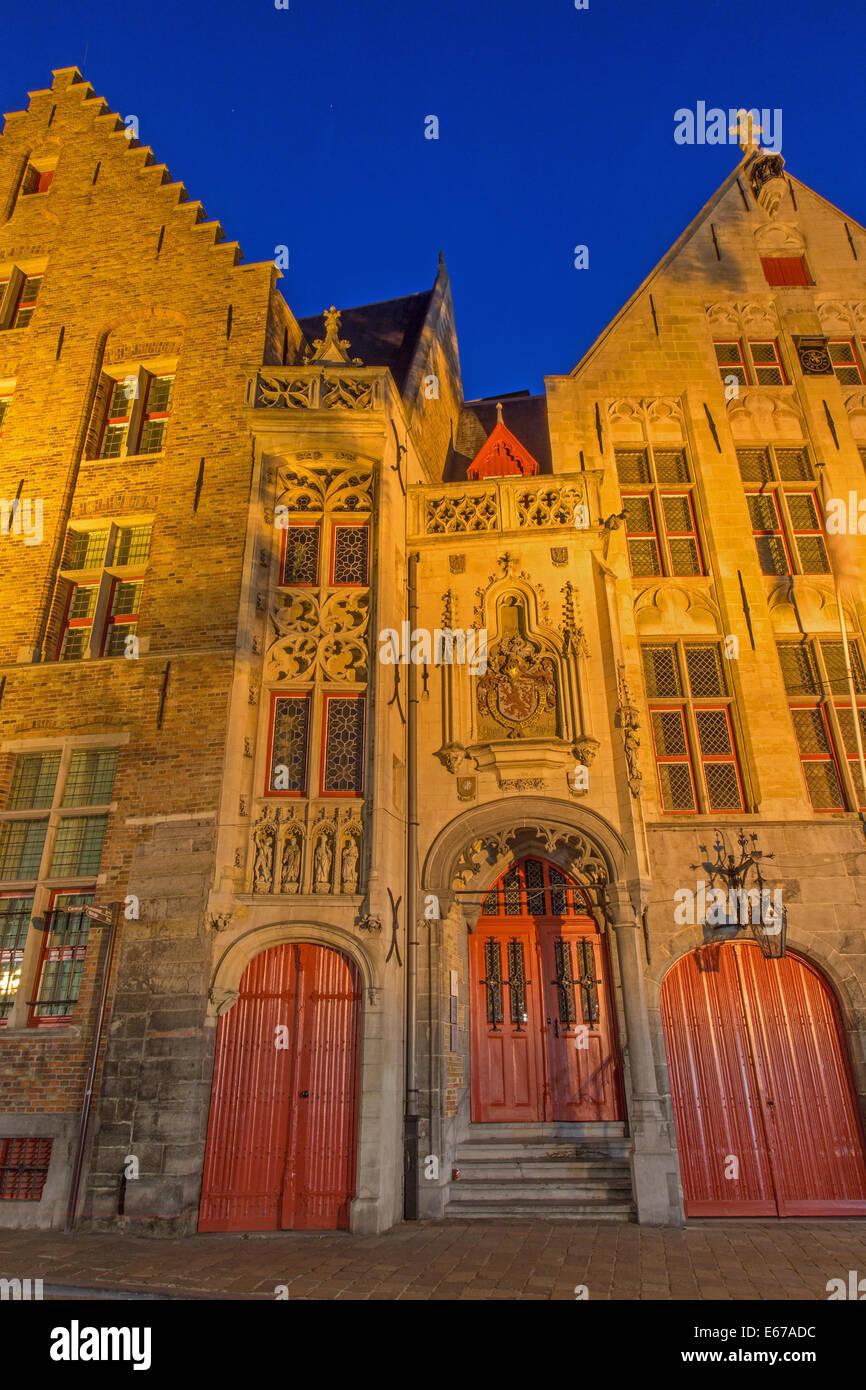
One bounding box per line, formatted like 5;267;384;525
1;68;865;1234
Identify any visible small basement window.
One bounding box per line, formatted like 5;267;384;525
0;1137;53;1200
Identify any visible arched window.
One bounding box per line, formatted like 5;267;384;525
481;856;588;918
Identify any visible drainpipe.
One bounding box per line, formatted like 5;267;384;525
66;901;120;1229
403;550;420;1218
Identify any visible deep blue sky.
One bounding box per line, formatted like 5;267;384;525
2;0;864;398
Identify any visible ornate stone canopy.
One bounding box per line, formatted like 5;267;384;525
422;796;628;924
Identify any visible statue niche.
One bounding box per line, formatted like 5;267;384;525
475;597;558;741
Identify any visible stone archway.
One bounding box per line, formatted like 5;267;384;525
199;938;362;1232
422;795;629;926
202;923;386;1233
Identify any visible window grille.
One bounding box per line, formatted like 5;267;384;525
0;1138;53;1200
738;447;829;575
617;447;703;577
643;641;744;813
778;639;866;811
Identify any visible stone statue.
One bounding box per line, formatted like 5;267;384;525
253;820;275;893
314;834;332;893
281;833;301;893
340;835;359;894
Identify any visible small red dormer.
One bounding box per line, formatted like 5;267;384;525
467;402;540;480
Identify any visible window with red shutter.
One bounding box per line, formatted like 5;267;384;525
761;256;810;286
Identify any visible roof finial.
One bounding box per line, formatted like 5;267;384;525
304;305;362;365
496;401;503;425
729;109;763;153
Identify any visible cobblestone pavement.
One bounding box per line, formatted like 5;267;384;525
1;1221;864;1299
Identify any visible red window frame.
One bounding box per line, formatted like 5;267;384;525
834;701;866;810
745;489;793;575
280;523;320;587
658;491;705;576
786;488;829;572
0;892;32;1026
99;577;143;657
622;491;662;575
648;704;698;814
790;703;846;811
10;275;42;328
828;339;865;385
57;582;99;660
265;690;311;797
760;256;810;286
28;890;93;1028
135;373;174;454
97;380;134;459
319;692;365;798
714;340;750;386
329;523;370;587
748;339;787;385
692;704;745;811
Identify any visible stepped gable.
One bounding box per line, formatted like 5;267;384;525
445;392;552;480
298;289;433;392
0;65;283;274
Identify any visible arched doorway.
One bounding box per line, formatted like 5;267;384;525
469;857;624;1123
661;941;866;1216
199;941;362;1232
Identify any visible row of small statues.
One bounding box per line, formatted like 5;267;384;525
253;824;359;895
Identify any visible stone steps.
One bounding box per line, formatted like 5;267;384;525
443;1121;635;1221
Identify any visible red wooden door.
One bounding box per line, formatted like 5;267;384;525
199;942;361;1232
661;942;866;1217
469;923;546;1122
537;921;622;1122
469;858;623;1123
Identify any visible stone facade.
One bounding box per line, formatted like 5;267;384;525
1;68;865;1234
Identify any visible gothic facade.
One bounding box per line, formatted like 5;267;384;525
1;68;865;1233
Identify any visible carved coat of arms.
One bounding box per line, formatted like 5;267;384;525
476;635;557;738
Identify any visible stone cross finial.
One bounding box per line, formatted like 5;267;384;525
304;306;362;365
730;109;763;151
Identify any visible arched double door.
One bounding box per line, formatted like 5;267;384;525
469;857;624;1123
199;942;361;1232
662;941;866;1216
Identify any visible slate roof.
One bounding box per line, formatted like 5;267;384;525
297;291;433;393
445;392;552;481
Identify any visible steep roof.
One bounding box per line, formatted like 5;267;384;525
568;149;866;379
298;290;433;393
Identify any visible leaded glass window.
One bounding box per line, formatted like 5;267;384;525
331;525;369;585
321;697;365;794
643;641;744;813
281;526;320;586
268;695;310;794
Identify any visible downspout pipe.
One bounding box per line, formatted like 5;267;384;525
403;550;420;1218
66;901;120;1229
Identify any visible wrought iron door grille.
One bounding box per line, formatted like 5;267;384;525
506;939;527;1028
575;941;600;1025
553;939;578;1026
482;939;503;1028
